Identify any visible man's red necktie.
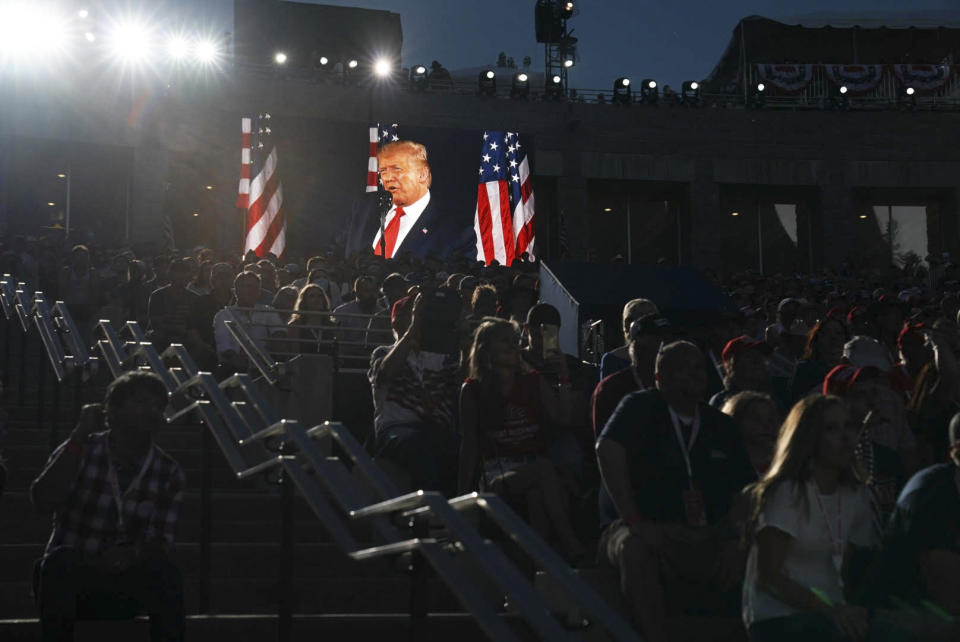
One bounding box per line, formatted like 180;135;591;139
375;206;405;258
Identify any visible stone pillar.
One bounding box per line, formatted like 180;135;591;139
129;135;171;250
558;148;589;260
686;159;721;272
816;161;854;270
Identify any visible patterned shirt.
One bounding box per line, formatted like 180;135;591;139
39;431;185;555
369;345;461;436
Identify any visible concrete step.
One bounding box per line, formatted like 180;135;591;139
0;576;465;619
0;542;398;584
0;613;507;642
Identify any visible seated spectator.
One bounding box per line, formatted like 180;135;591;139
30;372;185;642
825;364;918;520
599;298;660;379
742;394;879;642
287;284;337;355
790;317;847;403
905;322;960;466
458;318;584;562
591;314;673;437
368;290;463;493
213;271;286;373
596;341;755;641
767;320;809;398
271;285;299;323
890;323;933;401
878;412;960;623
146;258;200;351
765;298;802;349
709;336;773;409
333;275;382;354
721;391;780;476
468;283;498;320
187;259;213;296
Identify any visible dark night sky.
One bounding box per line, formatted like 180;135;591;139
178;0;957;90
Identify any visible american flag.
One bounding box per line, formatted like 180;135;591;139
365;123;399;192
236;114;286;257
474;131;536;266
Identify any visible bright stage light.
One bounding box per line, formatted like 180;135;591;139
373;58;392;77
78;9;89;19
840;85;848;94
906;87;915;96
563;59;574;68
319;56;329;65
552;74;561;84
0;4;68;60
84;31;96;42
485;70;495;79
274;51;287;64
757;83;765;92
107;20;152;64
166;37;190;60
195;40;218;63
347;59;358;69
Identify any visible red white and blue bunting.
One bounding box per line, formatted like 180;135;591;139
756;64;815;93
893;64;953;92
753;63;953;93
822;64;884;94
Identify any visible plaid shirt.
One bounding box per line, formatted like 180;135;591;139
41;431;185;556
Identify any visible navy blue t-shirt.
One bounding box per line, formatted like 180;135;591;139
597;389;756;526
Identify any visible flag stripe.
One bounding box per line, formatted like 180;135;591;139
475;185;497;265
239;116;286;258
497;182;516;267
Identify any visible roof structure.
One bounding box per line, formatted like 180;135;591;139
703;14;960;93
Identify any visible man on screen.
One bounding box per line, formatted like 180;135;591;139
344;140;472;260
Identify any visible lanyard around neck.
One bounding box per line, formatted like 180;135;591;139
668;405;700;481
106;440;154;537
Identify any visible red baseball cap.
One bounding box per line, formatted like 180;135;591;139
822;364;884;395
721;336;771;363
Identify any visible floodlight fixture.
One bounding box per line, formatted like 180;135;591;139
84;31;95;42
640;78;658;104
107;20;152;64
166;36;190;61
57;173;66;179
274;51;287;64
560;1;575;19
748;82;766;109
410;64;428;91
612;77;632;105
478;69;496;96
545;73;564;100
78;9;89;19
319;56;328;66
840;85;848;94
347;59;358;69
195;40;218;64
731;211;740;217
511;72;530;99
681;80;701;105
906;87;915;96
563;57;574;68
373;57;392;77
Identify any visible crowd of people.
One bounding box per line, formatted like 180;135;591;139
5;233;960;641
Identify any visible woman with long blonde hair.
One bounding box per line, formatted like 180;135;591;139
458;318;584;563
742;394;878;641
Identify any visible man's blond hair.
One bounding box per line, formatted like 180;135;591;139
378;140;432;187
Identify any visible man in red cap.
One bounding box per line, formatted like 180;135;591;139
708;336;773;410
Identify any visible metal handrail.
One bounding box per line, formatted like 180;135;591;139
2;280;642;641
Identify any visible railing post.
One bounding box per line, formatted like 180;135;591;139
278;449;295;642
408;516;430;642
36;355;45;429
2;313;10;397
18;326;27;406
48;375;62;453
198;423;212;614
72;367;83;428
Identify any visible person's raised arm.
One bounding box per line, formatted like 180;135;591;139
378;294;422;382
31;404;103;512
